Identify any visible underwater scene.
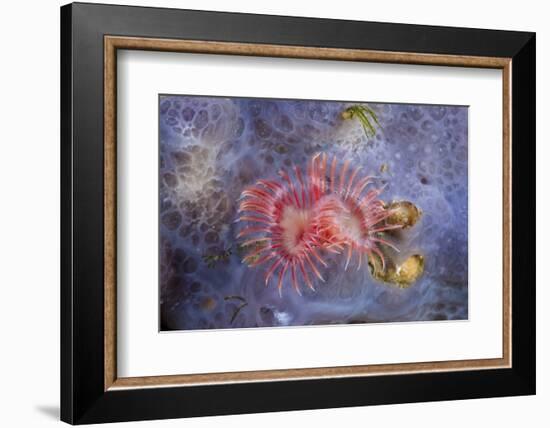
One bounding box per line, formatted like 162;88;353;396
159;95;468;331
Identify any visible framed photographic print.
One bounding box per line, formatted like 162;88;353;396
60;2;535;424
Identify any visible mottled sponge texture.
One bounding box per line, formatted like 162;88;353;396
159;95;468;331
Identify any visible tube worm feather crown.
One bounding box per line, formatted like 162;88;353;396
237;153;402;295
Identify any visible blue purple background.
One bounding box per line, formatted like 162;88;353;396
159;95;468;331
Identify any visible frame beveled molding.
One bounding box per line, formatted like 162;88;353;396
104;35;512;392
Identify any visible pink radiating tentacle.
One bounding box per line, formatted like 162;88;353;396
243;239;269;255
237;215;275;225
298;258;315;291
237;227;272;238
247;252;275;268
320;154;328;194
324;242;344;254
362;184;387;204
370;237;400;252
239;199;273;211
305;242;328;267
344;243;353;271
315;153;324;195
241;187;276;202
277;260;290;296
339;159;350;195
257;179;284;193
303;251;325;282
238;201;272;216
369;224;403;234
307;156;317;205
330;156;337;194
294;165;307;209
242;236;271;247
265;257;283;286
279;169;301;208
345;166;362;200
290;261;301;295
350;176;374;200
363;209;394;226
371;246;386;271
243;242;272;263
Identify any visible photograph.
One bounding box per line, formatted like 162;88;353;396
159;95;469;331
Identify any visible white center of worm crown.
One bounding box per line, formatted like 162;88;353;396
280;205;312;255
337;209;365;243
